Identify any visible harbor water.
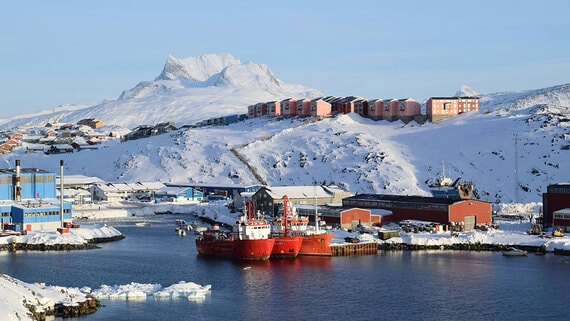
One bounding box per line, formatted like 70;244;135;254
1;215;569;321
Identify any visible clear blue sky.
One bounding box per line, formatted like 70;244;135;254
1;0;569;117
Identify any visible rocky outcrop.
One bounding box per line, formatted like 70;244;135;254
0;235;125;252
26;296;100;321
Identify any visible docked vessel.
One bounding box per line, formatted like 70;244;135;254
271;196;304;259
502;247;528;257
280;195;334;256
195;202;275;261
429;161;473;199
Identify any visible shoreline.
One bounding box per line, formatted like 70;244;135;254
0;235;125;252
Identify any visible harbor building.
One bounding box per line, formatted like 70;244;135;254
342;194;491;231
543;183;570;228
553;208;570;232
166;183;263;202
294;203;392;229
154;186;204;203
0;160;72;232
252;185;352;216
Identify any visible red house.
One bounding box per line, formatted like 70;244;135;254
9;134;23;140
280;98;297;116
267;101;281;116
296;98;311;116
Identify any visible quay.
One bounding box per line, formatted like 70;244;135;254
330;242;377;256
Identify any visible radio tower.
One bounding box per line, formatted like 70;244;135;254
514;133;519;204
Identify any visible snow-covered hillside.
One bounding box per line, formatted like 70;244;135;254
3;81;568;204
0;53;321;130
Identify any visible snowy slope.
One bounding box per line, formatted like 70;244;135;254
4;86;568;205
0;53;322;130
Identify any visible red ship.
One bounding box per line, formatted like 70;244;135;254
271;196;304;259
279;196;334;257
195;201;275;261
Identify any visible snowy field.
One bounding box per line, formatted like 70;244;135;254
0;224;121;246
331;219;570;252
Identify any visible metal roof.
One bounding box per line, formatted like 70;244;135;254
0;168;52;175
343;194;484;206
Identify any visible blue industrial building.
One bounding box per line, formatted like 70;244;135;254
0;168;57;200
0;163;72;232
166;183;263;201
154;186;204;202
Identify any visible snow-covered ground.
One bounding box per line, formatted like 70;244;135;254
0;274;90;321
331;219;570;252
0;224;121;246
88;281;211;302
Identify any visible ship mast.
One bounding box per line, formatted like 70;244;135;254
314;183;319;233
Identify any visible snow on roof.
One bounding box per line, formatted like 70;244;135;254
370;209;393;216
96;182;165;193
554;208;570;215
264;186;337;199
156;186;191;195
57;189;91;197
57;175;104;186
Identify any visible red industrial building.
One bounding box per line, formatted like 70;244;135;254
543;183;570;228
342;194;491;231
294;204;392;229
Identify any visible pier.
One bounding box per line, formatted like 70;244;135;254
330;242;378;256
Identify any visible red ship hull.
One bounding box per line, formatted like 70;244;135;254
271;236;304;259
298;233;334;256
196;238;275;261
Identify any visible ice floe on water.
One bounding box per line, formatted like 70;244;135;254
88;281;211;302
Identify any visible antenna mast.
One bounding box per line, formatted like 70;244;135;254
514;133;519;204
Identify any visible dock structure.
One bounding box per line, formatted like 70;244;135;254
330;242;378;256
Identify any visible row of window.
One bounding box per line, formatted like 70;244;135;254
1;212;10;217
24;211;60;217
0;176;55;184
554;214;570;220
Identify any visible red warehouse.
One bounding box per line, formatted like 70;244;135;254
543;183;570;228
342;194;491;231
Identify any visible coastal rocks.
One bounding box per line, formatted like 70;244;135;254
0;235;125;252
27;296;101;321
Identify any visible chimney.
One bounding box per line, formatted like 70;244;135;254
60;160;64;228
15;160;21;201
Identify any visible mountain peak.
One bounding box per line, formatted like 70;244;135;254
155;53;241;81
455;85;479;97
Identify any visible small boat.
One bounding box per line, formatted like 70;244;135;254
502;247;528;257
135;222;150;227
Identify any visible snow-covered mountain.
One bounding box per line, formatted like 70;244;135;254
0;53;322;130
455;85;479;97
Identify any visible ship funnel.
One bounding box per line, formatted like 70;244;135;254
14;160;21;201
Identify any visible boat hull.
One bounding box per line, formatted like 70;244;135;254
196;238;275;261
271;236;303;259
299;233;334;256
